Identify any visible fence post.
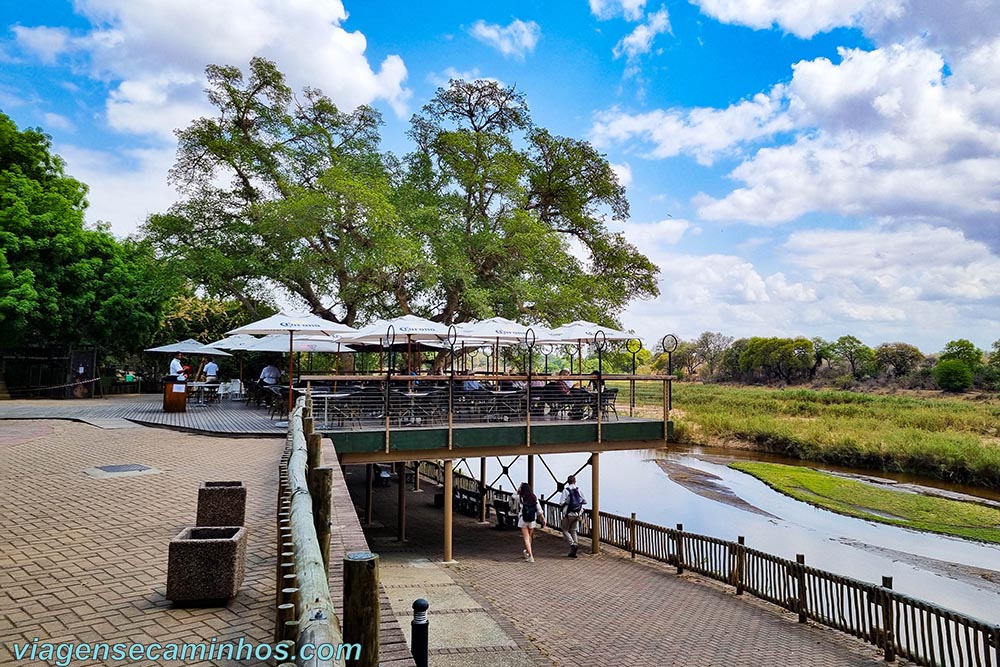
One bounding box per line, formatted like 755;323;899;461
629;512;637;559
675;523;684;574
343;551;380;667
735;536;745;595
881;576;895;662
311;467;333;570
796;554;807;623
411;598;429;667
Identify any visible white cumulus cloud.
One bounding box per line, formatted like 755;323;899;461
613;7;671;61
591;0;649;21
469;19;541;60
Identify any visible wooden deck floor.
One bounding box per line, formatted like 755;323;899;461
0;395;286;436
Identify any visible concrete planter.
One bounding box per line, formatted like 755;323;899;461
196;481;246;527
166;526;247;603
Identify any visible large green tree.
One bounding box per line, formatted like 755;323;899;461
0;112;176;355
939;339;984;372
831;335;875;378
142;59;658;329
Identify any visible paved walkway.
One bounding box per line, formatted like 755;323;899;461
0;419;414;667
350;470;889;667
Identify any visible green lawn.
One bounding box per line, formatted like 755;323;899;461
731;461;1000;544
618;382;1000;489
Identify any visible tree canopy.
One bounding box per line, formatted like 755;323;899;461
0;112;176;354
141;58;659;329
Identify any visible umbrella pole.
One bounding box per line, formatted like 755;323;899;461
288;332;294;414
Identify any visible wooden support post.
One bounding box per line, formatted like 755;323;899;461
444;459;454;562
675;523;684;574
629;512;637;559
735;536;745;595
343;552;380;667
311;466;333;570
307;432;322;475
590;452;600;555
527;455;534;492
881;575;895;662
303;415;314;436
364;463;374;525
413;460;421;491
397;461;407;541
479;457;488;523
796;554;807;623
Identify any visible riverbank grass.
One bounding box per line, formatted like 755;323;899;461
731;461;1000;544
666;384;1000;488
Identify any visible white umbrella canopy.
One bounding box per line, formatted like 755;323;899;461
243;334;356;353
226;312;358;411
226;312;357;337
205;333;262;350
548;320;636;343
339;314;449;345
145;339;232;356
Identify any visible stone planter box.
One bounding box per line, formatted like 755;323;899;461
196;481;246;527
166;526;247;603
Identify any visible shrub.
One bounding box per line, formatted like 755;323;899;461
934;360;974;392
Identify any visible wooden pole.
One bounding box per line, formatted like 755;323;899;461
397;461;407;541
286;400;345;666
527;455;534;492
479;457;488;523
364;463;374;525
312;466;333;570
444;459;454;562
307;432;322;476
591;452;600;555
343;551;380;667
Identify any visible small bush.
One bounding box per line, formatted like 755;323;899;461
934;360;974;392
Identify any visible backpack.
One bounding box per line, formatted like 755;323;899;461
520;499;537;523
566;487;583;513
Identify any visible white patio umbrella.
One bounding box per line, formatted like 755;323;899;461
455;317;558;374
144;339;232;356
204;334;261;387
243;334;356;353
548;320;637;374
338;315;450;373
227;312;358;410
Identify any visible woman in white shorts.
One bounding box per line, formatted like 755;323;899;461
511;482;546;562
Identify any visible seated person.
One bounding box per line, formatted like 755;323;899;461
203;357;219;383
587;372;605;392
259;362;281;385
463;376;484;391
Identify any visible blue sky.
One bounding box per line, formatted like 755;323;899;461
2;0;998;353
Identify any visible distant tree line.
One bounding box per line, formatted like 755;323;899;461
651;332;1000;393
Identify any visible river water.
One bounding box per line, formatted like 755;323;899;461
468;446;1000;625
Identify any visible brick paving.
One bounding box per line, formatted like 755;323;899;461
0;419;285;666
351;468;891;667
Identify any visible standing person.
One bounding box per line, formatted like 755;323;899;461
559;475;587;558
203;357;219;383
259;361;281;385
169;352;186;381
511;482;545;562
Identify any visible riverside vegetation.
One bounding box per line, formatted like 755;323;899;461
640;383;1000;489
730;462;1000;544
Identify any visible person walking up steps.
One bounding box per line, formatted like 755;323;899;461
511;482;545;562
560;475;586;558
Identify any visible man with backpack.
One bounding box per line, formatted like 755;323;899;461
559;475;587;558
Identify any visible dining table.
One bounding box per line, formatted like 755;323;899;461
186;382;221;405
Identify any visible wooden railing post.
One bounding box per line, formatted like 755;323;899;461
629;512;637;559
881;576;895;662
675;523;684;574
344;551;380;667
312;466;333;570
796;554;807;623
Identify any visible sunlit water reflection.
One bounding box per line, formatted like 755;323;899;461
467;448;1000;624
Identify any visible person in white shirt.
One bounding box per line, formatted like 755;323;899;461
559;475;587;558
169;352;186;381
203;358;219;382
259;363;281;385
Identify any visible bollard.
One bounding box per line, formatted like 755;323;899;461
411;598;429;667
344;551;380;667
